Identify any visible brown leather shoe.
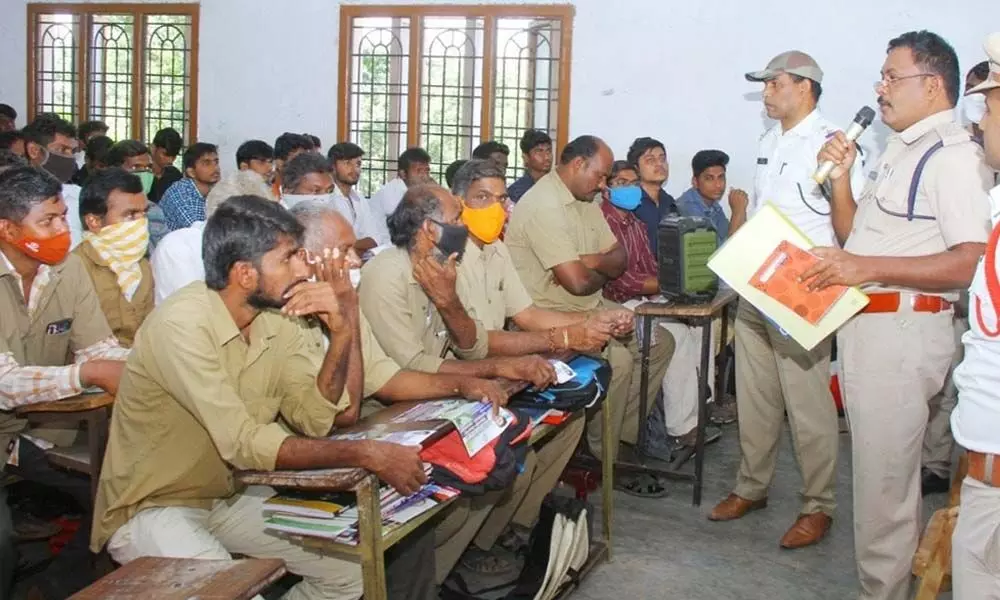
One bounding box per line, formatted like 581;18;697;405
708;493;768;521
779;512;832;549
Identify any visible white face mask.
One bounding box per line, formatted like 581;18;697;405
349;267;362;289
281;192;335;210
964;93;987;125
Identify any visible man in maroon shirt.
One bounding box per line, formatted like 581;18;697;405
600;161;724;458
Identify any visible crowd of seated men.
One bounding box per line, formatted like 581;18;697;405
0;108;737;599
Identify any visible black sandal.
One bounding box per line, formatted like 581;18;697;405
614;473;668;498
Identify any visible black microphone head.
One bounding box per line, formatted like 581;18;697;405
855;106;876;127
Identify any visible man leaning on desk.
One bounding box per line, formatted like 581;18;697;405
359;177;628;578
0;165;130;600
91;196;428;600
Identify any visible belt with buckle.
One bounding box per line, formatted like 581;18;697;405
968;451;1000;487
860;292;953;314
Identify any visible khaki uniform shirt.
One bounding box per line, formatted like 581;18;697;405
92;281;347;551
506;172;618;312
845;109;992;298
302;313;403;399
0;254;113;460
359;246;488;373
456;239;534;332
73;242;154;348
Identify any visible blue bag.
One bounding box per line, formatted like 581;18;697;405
508;355;610;412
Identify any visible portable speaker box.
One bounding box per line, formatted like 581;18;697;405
657;215;718;303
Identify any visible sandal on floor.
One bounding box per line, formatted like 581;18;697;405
614;473;668;498
459;547;517;575
496;525;531;555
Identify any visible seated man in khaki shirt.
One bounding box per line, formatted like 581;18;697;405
292;200;519;582
288;200;508;412
0;166;130;599
360;182;623;574
75;168;154;347
505;135;675;498
92;195;428;600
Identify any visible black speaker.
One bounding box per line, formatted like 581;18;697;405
657;215;718;303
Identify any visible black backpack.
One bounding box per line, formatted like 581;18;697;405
440;494;592;600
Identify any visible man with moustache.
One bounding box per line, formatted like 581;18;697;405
710;50;866;552
506;136;675;497
812;31;993;599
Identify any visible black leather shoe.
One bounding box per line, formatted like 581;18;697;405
921;468;950;496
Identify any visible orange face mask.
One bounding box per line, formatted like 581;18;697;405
15;231;71;265
461;201;507;244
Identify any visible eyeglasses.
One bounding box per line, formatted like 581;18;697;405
874;72;934;91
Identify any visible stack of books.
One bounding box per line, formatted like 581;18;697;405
263;465;460;545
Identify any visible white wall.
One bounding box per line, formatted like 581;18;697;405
1;0;997;197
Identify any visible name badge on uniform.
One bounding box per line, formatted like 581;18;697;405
45;318;73;335
756;157;768;165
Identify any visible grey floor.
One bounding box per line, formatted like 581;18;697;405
573;422;950;600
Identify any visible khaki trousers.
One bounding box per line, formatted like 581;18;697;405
953;476;1000;600
922;317;967;478
732;301;837;515
107;486;364;600
839;311;955;600
433;494;498;584
587;329;673;461
474;414;584;549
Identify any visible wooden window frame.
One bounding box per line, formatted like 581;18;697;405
337;4;574;152
26;2;200;142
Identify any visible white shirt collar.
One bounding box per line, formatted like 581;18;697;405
783;109;822;138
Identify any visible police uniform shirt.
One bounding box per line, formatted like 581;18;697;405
751;109;868;247
845;109;992;298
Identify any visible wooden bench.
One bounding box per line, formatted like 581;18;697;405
238;395;614;600
16;392;114;503
69;557;286;600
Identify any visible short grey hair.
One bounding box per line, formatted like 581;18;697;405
450;158;506;198
288;199;350;253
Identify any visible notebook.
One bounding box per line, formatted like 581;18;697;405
749;240;848;325
707;203;869;350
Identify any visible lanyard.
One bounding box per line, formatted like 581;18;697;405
974;219;1000;338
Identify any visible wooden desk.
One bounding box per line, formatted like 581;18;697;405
69;557;286;600
238;396;613;600
16;392;114;502
631;289;738;505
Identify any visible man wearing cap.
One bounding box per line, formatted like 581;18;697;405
709;50;866;550
811;31;993;599
950;31;1000;599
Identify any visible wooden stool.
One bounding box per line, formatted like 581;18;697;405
912;453;969;599
69;557;286;600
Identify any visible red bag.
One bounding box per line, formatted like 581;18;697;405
420;430;497;485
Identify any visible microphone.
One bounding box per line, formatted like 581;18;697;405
813;106;876;184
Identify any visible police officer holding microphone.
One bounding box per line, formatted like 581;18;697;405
808;30;993;600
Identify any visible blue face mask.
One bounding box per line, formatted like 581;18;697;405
608;185;642;210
